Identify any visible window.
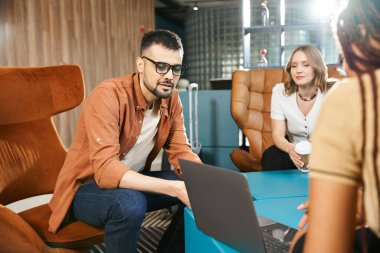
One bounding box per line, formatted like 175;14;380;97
185;0;347;89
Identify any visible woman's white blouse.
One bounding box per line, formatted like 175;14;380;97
270;83;325;144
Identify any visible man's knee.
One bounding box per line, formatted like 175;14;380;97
108;191;148;224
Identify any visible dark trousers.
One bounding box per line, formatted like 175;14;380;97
156;205;184;253
72;170;184;253
261;145;297;171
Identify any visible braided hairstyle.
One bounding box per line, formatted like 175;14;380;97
337;0;380;73
337;0;380;246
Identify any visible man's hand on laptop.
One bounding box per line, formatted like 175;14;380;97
297;200;309;230
171;181;191;209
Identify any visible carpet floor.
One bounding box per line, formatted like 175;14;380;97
90;209;173;253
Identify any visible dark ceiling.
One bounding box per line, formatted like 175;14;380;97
155;0;189;25
155;0;241;25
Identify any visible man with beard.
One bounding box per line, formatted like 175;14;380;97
48;30;201;253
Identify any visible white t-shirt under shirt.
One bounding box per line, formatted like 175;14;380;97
270;83;326;144
122;101;161;172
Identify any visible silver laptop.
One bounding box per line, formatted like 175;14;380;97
180;159;297;253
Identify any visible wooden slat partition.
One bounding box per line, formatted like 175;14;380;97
0;0;154;147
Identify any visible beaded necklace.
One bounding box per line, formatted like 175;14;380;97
297;92;317;101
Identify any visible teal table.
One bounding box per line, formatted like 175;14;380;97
254;196;308;228
245;170;309;200
185;170;309;253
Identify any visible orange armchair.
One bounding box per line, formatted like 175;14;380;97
230;66;342;172
0;66;104;252
230;68;287;172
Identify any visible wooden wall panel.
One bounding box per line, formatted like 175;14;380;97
0;0;154;147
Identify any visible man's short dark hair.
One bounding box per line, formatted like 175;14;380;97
140;30;183;55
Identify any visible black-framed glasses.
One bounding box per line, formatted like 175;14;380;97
142;56;187;76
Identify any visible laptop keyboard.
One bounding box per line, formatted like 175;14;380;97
262;232;290;253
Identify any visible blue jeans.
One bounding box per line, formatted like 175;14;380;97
72;170;182;253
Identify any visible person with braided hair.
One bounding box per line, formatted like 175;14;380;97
291;0;380;252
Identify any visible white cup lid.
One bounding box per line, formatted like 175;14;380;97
295;141;312;155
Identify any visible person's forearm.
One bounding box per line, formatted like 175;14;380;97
304;179;357;253
273;135;293;153
119;170;190;207
119;170;178;197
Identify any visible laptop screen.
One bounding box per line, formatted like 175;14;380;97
180;159;297;253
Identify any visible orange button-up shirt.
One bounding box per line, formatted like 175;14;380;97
49;73;200;233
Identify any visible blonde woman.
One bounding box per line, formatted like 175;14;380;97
262;45;335;170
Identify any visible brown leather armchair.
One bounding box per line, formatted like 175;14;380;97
230;66;342;172
0;66;104;252
230;68;287;172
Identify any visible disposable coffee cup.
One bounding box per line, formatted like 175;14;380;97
295;141;312;172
